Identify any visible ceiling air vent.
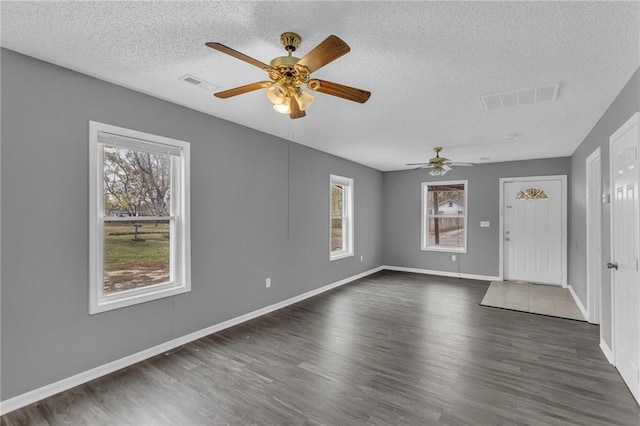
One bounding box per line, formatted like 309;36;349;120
178;74;220;93
480;83;560;110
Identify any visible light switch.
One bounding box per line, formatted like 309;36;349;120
480;221;490;228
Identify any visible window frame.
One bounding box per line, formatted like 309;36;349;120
329;174;354;261
421;179;468;253
89;121;191;314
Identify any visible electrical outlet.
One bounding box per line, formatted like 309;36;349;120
265;278;271;288
360;255;364;262
451;255;456;261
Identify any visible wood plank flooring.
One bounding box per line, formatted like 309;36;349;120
3;271;639;425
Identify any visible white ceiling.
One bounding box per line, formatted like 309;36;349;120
2;1;639;171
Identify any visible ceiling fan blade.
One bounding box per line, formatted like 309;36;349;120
412;166;430;170
406;163;429;166
214;81;273;99
307;79;371;103
290;96;306;119
450;162;475;167
295;35;350;74
206;42;273;72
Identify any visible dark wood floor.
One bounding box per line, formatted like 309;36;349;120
3;271;639;425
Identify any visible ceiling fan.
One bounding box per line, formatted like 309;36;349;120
406;147;474;176
206;32;371;119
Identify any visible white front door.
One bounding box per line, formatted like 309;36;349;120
610;113;639;402
503;177;566;286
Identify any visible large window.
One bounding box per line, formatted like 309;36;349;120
421;180;468;253
330;175;354;260
89;122;190;314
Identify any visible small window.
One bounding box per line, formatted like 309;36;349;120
89;122;190;314
421;180;468;253
516;188;549;200
330;175;354;260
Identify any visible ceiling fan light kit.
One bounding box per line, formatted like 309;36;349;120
273;97;292;114
294;87;315;110
266;82;288;104
266;81;315;115
429;163;452;177
206;32;371;119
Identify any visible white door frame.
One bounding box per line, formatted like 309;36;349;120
499;175;568;287
586;147;602;324
609;112;640;403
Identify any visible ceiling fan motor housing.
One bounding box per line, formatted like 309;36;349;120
269;56;311;85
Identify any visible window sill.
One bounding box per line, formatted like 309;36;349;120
421;246;467;254
330;251;354;261
90;282;190;314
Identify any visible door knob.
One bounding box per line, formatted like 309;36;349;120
607;262;618;270
505;238;511;241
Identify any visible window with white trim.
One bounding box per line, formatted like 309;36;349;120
421;180;468;253
89;121;190;314
330;175;354;260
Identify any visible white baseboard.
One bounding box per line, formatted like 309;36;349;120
568;285;589;322
600;338;614;364
383;265;499;282
0;266;383;416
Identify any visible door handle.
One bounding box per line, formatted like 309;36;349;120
607;262;618;270
505;238;510;241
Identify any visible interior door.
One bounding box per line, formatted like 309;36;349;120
611;113;639;402
503;178;564;285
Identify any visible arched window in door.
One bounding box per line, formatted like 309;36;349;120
516;188;549;200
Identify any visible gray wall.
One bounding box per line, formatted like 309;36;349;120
569;67;639;348
0;49;383;400
382;158;571;277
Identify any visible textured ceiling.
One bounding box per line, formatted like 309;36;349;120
2;1;639;171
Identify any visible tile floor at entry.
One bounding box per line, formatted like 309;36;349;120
481;281;586;321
